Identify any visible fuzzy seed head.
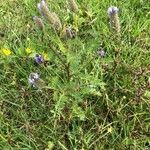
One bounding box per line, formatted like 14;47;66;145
33;16;44;30
69;0;79;13
40;0;51;17
38;1;62;30
51;12;62;30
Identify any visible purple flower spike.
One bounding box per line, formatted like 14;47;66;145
107;6;119;16
28;72;45;88
34;54;44;64
97;50;106;57
107;6;121;35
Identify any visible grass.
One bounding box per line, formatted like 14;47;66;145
0;0;150;149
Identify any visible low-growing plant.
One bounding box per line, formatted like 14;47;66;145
0;0;149;149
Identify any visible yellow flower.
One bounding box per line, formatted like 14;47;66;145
2;49;12;56
25;48;32;54
45;141;54;150
43;53;49;61
107;126;113;133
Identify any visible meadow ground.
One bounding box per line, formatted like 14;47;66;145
0;0;150;149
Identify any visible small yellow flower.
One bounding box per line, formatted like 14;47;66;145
108;126;113;133
43;53;49;61
2;49;12;56
45;141;54;150
25;48;32;54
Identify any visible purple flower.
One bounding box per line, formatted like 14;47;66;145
107;6;119;16
28;73;39;87
97;50;106;57
34;54;44;64
28;72;45;88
